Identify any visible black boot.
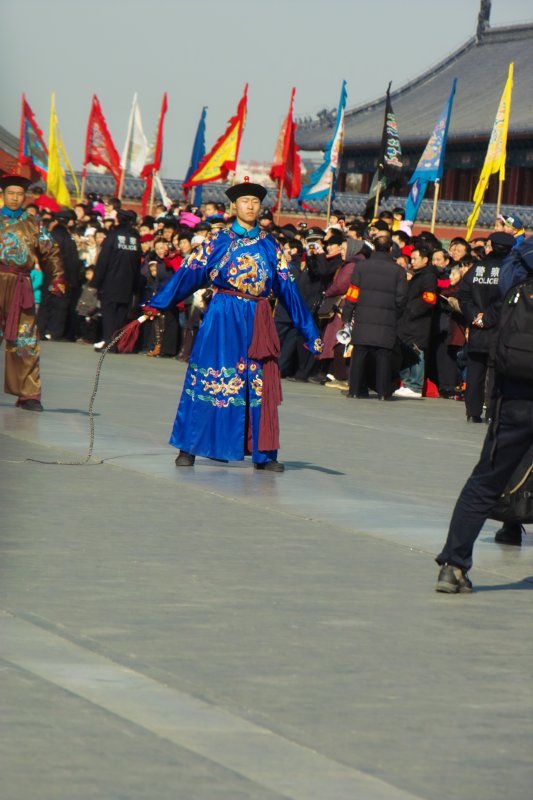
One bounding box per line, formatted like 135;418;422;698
494;522;524;545
17;399;44;412
254;460;285;473
175;450;195;467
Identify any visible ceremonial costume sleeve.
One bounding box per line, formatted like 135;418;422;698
148;232;222;311
271;246;323;354
37;224;65;284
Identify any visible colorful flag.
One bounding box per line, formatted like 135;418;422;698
46;93;72;206
270;88;301;200
83;95;121;188
18;94;48;180
184;106;207;204
405;79;457;222
184;85;247;189
298;80;347;206
141;92;169;214
121;93;148;178
466;63;513;239
365;83;403;215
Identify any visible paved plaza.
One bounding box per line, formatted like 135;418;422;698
1;342;532;800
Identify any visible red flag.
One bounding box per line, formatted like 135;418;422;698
141;93;168;214
83;95;121;188
141;92;168;179
270;88;301;199
184;85;247;190
18;94;48;180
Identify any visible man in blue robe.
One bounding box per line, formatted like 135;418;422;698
146;178;323;472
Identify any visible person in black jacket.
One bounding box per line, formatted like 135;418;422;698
394;246;437;398
458;232;515;422
436;235;533;593
291;229;344;382
343;237;408;399
37;208;83;341
91;209;141;351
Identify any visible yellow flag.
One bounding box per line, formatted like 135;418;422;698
47;93;71;206
466;63;513;240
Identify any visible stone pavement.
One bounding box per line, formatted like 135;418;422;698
1;342;532;800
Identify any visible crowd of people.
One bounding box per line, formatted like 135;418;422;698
24;185;527;423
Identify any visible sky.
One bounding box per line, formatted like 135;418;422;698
2;0;531;179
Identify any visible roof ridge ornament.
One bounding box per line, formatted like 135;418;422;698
477;0;491;41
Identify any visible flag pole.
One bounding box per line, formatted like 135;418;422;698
276;179;283;226
79;172;86;203
430;179;440;234
326;170;335;227
495;178;504;222
118;169;126;201
373;170;382;219
149;169;156;215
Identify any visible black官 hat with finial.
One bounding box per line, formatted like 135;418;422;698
225;175;267;203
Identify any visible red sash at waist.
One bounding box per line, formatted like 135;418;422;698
0;263;34;340
214;287;282;451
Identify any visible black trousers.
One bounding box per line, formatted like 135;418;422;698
37;291;69;339
437;398;533;571
276;320;299;377
101;300;129;344
465;351;493;418
349;345;392;398
435;335;458;392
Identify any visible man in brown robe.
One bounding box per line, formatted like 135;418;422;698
0;174;65;411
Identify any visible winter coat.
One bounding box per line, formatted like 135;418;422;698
458;254;504;353
91;224;141;304
344;252;408;350
397;266;437;350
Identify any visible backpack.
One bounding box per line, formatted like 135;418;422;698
494;277;533;382
490;453;533;524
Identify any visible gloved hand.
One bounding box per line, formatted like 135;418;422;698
141;305;159;318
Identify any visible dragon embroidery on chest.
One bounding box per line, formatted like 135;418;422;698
0;229;30;266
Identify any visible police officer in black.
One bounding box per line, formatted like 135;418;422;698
458;232;515;421
436;235;533;593
90;209;141;351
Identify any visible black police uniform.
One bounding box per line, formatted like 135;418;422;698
458;254;503;419
437;237;533;573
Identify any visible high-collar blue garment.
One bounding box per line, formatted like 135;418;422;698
231;220;260;238
0;206;25;220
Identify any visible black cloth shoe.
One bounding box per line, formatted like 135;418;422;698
467;415;483;423
175;450;195;467
494;523;524;545
17;399;44;412
436;563;473;594
254;460;285;473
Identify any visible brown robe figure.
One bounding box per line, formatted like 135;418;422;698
0;174;65;411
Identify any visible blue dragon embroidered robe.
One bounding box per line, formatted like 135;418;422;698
149;223;322;463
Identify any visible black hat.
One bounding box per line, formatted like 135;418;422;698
117;209;137;225
0;173;32;191
306;226;325;242
259;209;273;221
488;232;515;250
281;224;297;239
54;207;76;223
225;177;267;203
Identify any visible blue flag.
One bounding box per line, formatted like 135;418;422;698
185;106;207;205
405;79;457;223
298;81;347;206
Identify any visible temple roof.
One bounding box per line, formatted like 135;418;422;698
297;23;533;151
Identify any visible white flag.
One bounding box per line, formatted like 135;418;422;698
121;93;148;177
154;173;171;209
